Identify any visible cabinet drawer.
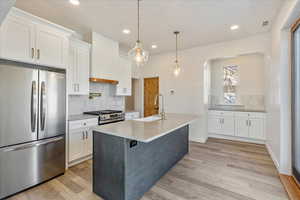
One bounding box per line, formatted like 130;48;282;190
69;118;98;130
234;112;265;118
208;110;234;117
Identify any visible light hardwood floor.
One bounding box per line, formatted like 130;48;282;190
8;138;289;200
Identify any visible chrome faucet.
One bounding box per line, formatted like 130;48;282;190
154;93;166;120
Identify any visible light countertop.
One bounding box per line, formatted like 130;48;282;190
68;114;98;121
208;108;266;113
92;113;198;143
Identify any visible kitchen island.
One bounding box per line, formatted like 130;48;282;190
92;113;198;200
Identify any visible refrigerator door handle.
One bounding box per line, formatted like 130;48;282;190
2;136;64;152
31;81;37;132
40;81;46;131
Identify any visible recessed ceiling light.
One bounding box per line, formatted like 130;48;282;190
69;0;80;6
122;29;131;34
230;25;239;30
151;44;158;49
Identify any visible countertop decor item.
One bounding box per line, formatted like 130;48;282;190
128;0;149;67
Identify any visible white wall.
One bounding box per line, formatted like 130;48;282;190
141;33;271;142
210;53;266;109
265;0;300;175
0;0;15;25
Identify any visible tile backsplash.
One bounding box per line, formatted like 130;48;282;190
68;82;125;115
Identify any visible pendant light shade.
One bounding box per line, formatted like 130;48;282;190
174;60;181;77
173;31;181;77
128;0;149;67
128;40;149;66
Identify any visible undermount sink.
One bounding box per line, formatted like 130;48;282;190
133;116;161;122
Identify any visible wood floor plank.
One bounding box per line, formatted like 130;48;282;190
8;138;289;200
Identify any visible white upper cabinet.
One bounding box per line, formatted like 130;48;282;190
35;24;68;68
90;32;119;81
0;14;35;63
0;8;73;69
68;39;90;95
116;56;132;96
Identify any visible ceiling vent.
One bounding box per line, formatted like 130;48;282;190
262;20;269;27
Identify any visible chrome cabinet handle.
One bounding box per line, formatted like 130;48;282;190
249;120;251;126
37;49;40;60
31;81;37;132
246;120;248;126
82;132;85;140
40;81;46;131
31;48;35;59
85;131;88;139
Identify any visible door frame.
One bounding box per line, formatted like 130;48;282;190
143;76;159;117
290;17;300;188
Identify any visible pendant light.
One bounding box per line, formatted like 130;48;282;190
128;0;149;67
173;31;181;77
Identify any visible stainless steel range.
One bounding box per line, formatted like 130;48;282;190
84;110;125;125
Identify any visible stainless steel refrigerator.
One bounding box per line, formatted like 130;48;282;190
0;59;66;199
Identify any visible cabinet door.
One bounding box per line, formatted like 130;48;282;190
248;118;265;140
235;117;249;138
116;57;132;96
69;130;85;162
0;15;35;64
68;44;78;95
221;116;235;136
85;129;93;156
208;116;222;134
36;24;68;68
76;45;90;95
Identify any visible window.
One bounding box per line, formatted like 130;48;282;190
223;65;238;104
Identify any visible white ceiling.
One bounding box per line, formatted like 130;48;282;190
15;0;282;54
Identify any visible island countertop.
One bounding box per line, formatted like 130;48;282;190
92;113;198;143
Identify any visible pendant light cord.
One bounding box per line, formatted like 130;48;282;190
176;33;178;62
137;0;140;42
174;31;179;63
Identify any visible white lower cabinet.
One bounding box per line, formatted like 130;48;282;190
248;118;265;140
69;129;86;162
235;117;249;138
208;112;234;136
68;118;98;165
222;116;235;136
208;111;266;141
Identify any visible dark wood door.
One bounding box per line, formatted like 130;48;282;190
144;77;159;117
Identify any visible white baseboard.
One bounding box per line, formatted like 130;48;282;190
67;155;92;168
189;137;208;143
208;133;265;144
266;143;280;172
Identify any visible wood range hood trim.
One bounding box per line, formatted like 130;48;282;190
89;78;119;85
